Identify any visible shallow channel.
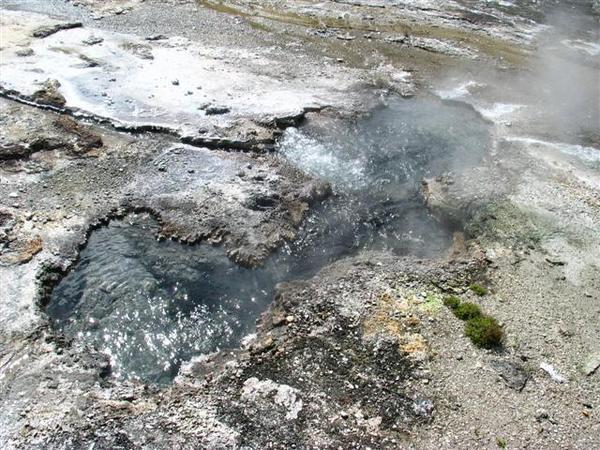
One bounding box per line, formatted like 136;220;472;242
47;95;491;384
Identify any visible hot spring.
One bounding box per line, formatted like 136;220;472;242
47;95;491;383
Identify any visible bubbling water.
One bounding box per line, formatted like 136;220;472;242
47;218;278;383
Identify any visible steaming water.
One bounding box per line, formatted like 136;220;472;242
47;96;491;383
279;97;489;259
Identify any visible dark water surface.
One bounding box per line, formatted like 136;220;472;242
48;96;491;383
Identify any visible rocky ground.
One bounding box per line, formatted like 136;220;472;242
0;0;599;449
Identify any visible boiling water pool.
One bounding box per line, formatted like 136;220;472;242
48;217;280;383
47;96;491;383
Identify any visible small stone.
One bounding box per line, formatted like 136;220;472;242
15;48;34;57
9;192;19;198
205;105;230;115
82;35;104;45
535;409;549;422
251;336;274;354
582;352;600;376
272;314;287;327
558;324;574;337
172;79;180;86
413;399;434;418
286;315;295;323
145;34;167;41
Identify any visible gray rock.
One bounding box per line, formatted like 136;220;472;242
82;35;104;46
32;22;82;38
413;398;435;418
15;48;34;57
490;359;529;391
205;105;231;115
145;34;167;41
31;79;66;108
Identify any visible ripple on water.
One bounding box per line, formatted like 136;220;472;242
48;218;278;383
279;96;490;190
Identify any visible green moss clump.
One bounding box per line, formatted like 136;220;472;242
496;438;508;448
444;292;504;348
469;283;488;296
454;302;482;320
443;295;461;310
465;315;504;348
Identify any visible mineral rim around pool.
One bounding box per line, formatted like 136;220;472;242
47;95;491;383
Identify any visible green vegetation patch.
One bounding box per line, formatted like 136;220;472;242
443;295;504;349
469;283;487;296
465;315;504;349
443;295;461;310
454;302;482;320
